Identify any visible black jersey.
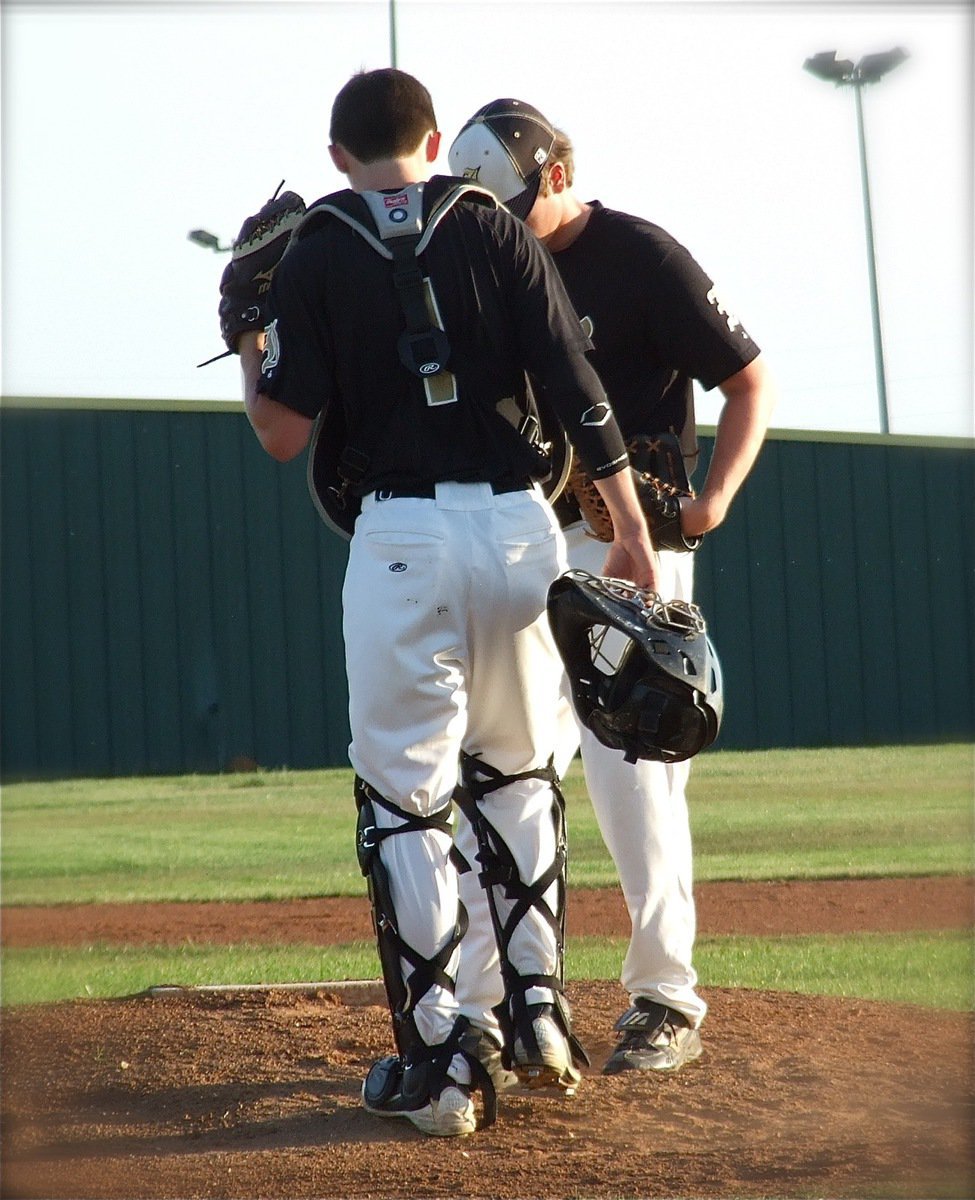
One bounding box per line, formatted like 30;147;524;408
550;202;761;441
259;176;627;495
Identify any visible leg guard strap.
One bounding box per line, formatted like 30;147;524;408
355;776;466;1056
456;752;589;1069
457;752;566;949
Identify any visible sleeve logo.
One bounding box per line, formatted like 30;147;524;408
580;402;612;427
706;286;751;340
261;318;282;377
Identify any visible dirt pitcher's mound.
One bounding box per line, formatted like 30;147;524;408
2;981;972;1200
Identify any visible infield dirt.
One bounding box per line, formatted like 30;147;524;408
2;876;972;1200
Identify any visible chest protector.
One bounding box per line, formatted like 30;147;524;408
290;178;569;540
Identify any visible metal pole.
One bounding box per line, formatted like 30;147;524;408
389;0;397;68
852;81;891;434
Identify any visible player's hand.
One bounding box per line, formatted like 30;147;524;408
678;493;727;539
602;529;659;591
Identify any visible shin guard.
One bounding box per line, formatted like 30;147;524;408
354;776;465;1058
454;752;589;1072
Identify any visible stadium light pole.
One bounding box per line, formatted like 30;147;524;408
803;47;908;435
389;0;397;67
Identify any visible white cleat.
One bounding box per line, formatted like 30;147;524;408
403;1085;476;1137
512;1010;581;1094
362;1070;476;1138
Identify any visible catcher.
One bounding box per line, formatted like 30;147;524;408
217;70;658;1140
450;100;777;1077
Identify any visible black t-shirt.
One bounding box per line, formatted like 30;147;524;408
550;201;761;441
259;177;628;494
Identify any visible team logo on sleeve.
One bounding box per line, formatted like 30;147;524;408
261;318;282;378
580;402;612;427
707;286;751;340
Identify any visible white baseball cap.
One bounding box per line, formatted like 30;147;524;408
448;98;556;220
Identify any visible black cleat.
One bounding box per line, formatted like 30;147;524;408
602;1000;703;1075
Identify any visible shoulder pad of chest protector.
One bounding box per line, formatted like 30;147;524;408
287;177;499;258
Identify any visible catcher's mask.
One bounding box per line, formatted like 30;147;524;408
547;570;723;764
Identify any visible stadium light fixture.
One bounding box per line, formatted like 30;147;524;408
803;51;856;83
187;229;231;253
803;47;909;434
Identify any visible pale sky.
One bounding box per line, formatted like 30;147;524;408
2;0;972;438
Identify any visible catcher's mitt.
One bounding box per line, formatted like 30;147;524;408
566;432;702;553
217;182;306;353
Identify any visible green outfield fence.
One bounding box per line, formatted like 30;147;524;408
1;398;972;781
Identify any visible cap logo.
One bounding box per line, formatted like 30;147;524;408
534;147;548;165
384;193;408;208
461;166;481;181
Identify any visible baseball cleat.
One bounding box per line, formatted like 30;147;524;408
601;1000;703;1075
512;1005;582;1095
402;1085;476;1137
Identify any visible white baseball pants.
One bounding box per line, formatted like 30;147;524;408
343;481;569;1052
553;525;707;1028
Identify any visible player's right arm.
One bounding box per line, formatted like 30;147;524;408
590;468;660;587
506;222;658;588
239;330;314;462
680;355;776;537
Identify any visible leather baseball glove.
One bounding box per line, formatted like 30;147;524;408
217;183;306;353
566;432;702;553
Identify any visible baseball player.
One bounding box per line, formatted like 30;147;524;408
449;99;777;1074
221;70;657;1137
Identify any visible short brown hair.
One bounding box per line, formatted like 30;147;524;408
329;69;438;163
540;128;575;195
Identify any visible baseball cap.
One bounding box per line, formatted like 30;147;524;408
448;99;556;220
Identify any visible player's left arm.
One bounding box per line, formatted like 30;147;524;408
239;331;314;462
680;354;777;537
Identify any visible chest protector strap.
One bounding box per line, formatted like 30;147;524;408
295;179;568;539
300;181;496;410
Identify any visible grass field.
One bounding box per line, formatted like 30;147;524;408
4;931;970;1010
1;744;972;1008
3;744;971;904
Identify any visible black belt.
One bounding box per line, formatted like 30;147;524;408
374;479;531;501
